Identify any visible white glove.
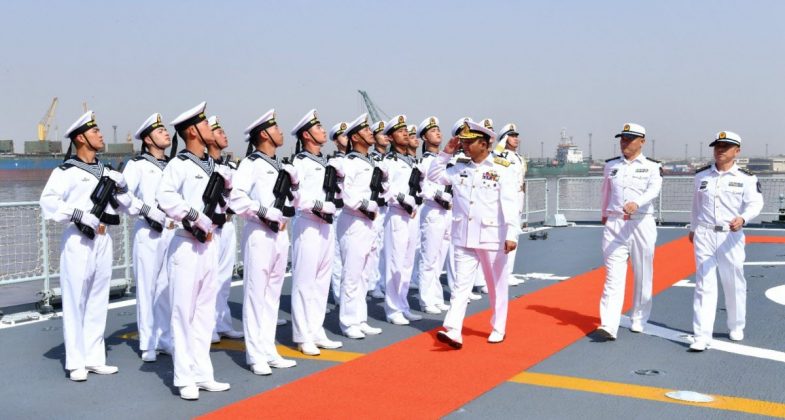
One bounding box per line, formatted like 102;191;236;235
364;200;379;213
263;206;284;223
214;165;233;189
146;206;166;225
80;212;100;230
320;201;337;215
104;169;126;189
381;181;390;194
379;165;389;181
398;194;416;209
282;164;299;185
194;211;213;234
116;192;133;208
438;192;453;204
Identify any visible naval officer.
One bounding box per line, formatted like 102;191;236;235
688;131;763;352
494;123;526;287
124;113;174;362
40;110;131;381
595;123;662;340
430;120;520;349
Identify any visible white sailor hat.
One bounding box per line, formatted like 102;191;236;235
408;124;417;136
65;110;98;139
383;114;408;135
457;120;495;140
481;118;494;131
170;101;207;131
615;122;646;138
329;122;349;141
291;109;321;137
371;120;386;135
244;109;277;138
207;115;222;131
709;131;742;147
498;123;519;140
418;116;439;138
345;113;370;137
451;117;473;137
134;113;165;140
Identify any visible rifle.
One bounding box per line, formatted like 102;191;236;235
363;166;387;220
400;167;422;215
263;157;296;233
76;163;123;240
144;207;164;233
182;160;226;243
435;185;453;210
313;165;339;224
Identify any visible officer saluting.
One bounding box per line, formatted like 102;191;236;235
688;131;763;352
430;120;520;349
595;123;662;341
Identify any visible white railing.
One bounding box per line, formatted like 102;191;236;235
523;178;547;225
556;176;785;224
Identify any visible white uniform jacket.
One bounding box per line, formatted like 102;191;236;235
601;154;663;218
691;163;763;230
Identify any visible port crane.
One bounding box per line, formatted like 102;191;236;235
37;97;58;141
358;90;390;123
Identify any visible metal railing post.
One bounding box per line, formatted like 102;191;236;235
123;216;132;295
39;209;51;310
555;178;561;215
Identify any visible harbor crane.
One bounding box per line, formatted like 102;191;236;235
358;90;390;123
37;97;58;141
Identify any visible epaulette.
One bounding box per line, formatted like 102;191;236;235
739;167;754;176
132;155;146;161
605;156;621;163
246;154;259;161
493;156;510;167
645;156;661;164
177;154;188;160
58;162;74;170
695;164;711;173
296;152;306;160
456;157;471;164
347;154;357;159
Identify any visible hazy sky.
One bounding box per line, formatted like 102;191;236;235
1;0;783;160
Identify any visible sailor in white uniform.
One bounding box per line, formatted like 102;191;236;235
407;124;423;291
40;111;130;381
334;113;385;339
124;113;174;362
430;121;520;349
289;109;344;356
206;115;244;343
381;115;424;325
416;116;452;314
494;123;526;287
230;109;298;374
688;131;763;352
329;122;349;304
156;102;232;400
367;120;389;299
595;123;662;341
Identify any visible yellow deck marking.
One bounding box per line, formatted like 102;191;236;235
116;332;364;363
510;372;785;418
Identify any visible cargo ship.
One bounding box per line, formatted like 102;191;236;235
0;140;133;181
525;129;590;177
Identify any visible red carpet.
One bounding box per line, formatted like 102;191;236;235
199;236;714;419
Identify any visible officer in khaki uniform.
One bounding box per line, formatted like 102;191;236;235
688;131;763;351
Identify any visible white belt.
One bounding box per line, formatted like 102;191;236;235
607;212;652;221
697;222;731;232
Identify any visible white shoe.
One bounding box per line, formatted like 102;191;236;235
196;380;230;392
141;350;157;362
276;318;287;326
594;327;616;341
344;326;366;339
480;286;489;294
488;330;505;343
359;322;382;335
299;342;320;356
179;385;199;400
315;338;343;349
423;306;442;314
689;341;708;352
468;292;482;301
630;321;644;333
211;333;221;344
403;311;423;322
729;330;744;341
86;365;119;375
370;289;385;299
251;362;272;376
387;313;410;325
436;330;463;349
268;358;297;369
69;368;88;382
508;277;523;286
219;329;244;339
435;302;450;311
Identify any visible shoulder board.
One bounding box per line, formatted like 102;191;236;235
295;153;306;160
645;156;661;164
605;156;621;163
58;162;75;170
695;164;711;173
177;154;188;160
493;156;511;167
739;167;754;176
347;154;357;159
385;154;396;160
246;154;259;161
132;155;146;161
456;158;471;164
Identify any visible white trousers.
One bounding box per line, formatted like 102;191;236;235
242;222;289;365
291;215;334;344
213;220;237;334
366;207;386;293
383;208;419;317
692;226;747;343
330;209;343;302
417;202;450;308
168;232;219;387
599;216;657;336
338;211;376;332
60;225;113;371
443;245;509;338
132;220;174;353
446;244;483;292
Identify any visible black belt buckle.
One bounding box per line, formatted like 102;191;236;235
714;225;724;232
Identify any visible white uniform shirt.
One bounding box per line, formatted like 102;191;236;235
495;150;526;213
292;151;331;216
691;163;764;230
380;151;416;211
123;153;167;218
428;152;520;250
156;151;214;222
420;151;451;205
40;158;120;223
337;151;377;214
601;154;663;218
229;151;287;221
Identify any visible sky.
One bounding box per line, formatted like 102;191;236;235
1;0;783;160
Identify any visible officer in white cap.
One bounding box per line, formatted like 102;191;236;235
124;113;174;362
205;116;244;343
381;114;424;325
494;123;526;287
333;113;385;338
289;109;344;355
328;122;349;304
429;121;520;349
40;111;132;381
408;124;419;157
688;131;763;351
407;123;424;292
367;120;389;299
156;102;232;399
230;109;298;374
416;116;452;314
595;123;662;341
